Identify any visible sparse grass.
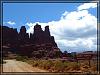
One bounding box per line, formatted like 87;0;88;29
26;59;97;73
15;55;28;62
14;55;98;73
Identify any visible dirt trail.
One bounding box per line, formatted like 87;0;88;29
3;59;48;72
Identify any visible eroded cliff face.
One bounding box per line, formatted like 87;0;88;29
1;23;62;58
30;23;57;47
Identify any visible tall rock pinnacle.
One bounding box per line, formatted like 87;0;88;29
45;26;50;36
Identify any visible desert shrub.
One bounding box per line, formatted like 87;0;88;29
66;62;80;71
25;59;97;73
32;61;39;67
26;59;34;65
63;61;69;67
53;60;65;72
53;61;77;72
15;55;28;62
36;60;53;70
31;60;80;72
43;60;53;70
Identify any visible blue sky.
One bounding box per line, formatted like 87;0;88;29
3;3;82;30
3;2;98;52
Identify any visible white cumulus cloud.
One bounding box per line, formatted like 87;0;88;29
26;3;97;52
77;3;97;11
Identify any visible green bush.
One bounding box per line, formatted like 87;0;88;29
15;55;28;62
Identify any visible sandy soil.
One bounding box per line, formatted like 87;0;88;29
3;59;48;72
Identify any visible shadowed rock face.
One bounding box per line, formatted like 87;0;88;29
1;23;62;58
2;26;18;46
31;23;57;47
18;26;29;45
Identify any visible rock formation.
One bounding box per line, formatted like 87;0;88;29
30;23;57;47
18;26;29;45
1;23;62;58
